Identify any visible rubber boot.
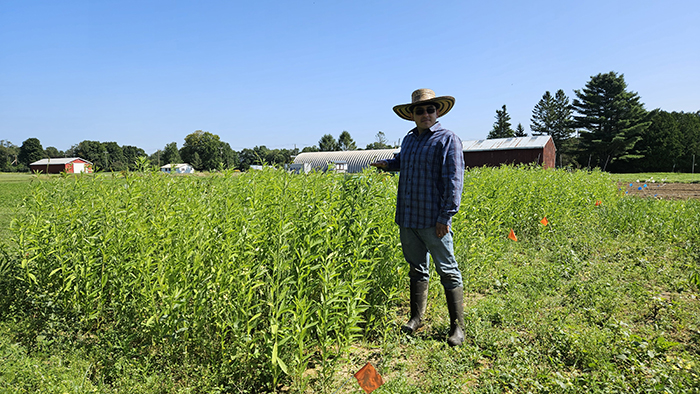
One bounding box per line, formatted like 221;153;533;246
401;280;428;334
445;286;465;347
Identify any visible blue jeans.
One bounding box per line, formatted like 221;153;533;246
399;226;463;290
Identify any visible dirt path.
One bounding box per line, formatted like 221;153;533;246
620;182;700;200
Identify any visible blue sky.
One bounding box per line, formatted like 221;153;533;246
1;0;698;154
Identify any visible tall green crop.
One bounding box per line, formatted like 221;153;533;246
11;165;700;392
14;169;404;391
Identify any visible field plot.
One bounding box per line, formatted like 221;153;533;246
2;167;700;393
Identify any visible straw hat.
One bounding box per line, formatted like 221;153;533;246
393;89;455;121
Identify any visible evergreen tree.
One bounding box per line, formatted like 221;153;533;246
632;109;684;172
572;71;650;170
515;123;527;137
338;131;357;151
531;91;555;136
488;105;514;139
318;134;339;151
18;138;45;166
531;90;575;147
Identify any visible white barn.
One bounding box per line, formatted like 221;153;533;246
160;163;195;174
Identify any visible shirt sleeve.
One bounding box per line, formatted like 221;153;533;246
384;151;400;171
437;134;464;225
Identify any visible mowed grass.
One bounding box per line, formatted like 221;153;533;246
1;169;700;393
0;173;35;243
609;172;700;184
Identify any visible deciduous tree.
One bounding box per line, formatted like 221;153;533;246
365;131;392;150
180;130;234;171
162;142;182;165
18;138;45;166
45;146;64;158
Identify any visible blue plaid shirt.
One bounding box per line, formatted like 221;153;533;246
385;122;464;228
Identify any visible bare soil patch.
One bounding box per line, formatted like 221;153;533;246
620;182;700;200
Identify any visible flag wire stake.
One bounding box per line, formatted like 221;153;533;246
331;375;354;394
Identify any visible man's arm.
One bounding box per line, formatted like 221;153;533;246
436;134;464;228
370;152;400;171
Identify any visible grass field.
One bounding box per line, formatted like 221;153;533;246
1;169;699;393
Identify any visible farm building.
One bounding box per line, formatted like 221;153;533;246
463;135;556;169
291;136;556;173
292;149;398;173
160;163;195;174
30;158;93;174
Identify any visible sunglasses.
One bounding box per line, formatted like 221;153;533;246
413;106;436;115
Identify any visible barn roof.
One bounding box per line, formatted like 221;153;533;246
30;157;92;165
293;149;398;173
463;135;554;152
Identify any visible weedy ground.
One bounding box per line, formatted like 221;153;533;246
1;167;699;393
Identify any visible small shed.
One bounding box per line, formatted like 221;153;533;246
462;136;556;169
292;149;398;173
30;158;93;174
160;163;195;174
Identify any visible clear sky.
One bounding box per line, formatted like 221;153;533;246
2;0;699;154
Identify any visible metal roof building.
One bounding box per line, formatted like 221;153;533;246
292;136;556;173
30;157;93;174
463;135;556;169
292;149;398;173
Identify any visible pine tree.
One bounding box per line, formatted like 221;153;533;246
338;131;357;151
318;134;339;151
515;123;527;137
531;90;574;146
572;72;649;170
488;105;514;139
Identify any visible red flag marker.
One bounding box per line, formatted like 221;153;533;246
595;200;602;206
540;217;549;226
508;229;518;242
354;362;384;393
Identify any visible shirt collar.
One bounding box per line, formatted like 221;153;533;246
410;121;442;136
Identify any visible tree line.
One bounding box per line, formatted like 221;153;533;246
487;71;700;172
1;128;397;173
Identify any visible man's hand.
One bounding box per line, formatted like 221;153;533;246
436;222;449;238
370;160;388;169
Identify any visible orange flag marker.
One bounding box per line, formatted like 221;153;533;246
508;229;518;242
540;217;549;226
595;200;602;206
354;362;384;393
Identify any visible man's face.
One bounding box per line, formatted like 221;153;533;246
410;104;439;131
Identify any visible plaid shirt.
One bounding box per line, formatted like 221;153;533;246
386;122;464;228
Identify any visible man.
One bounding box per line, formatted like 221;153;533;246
371;88;465;347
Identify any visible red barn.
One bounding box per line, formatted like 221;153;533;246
30;158;94;174
462;136;556;169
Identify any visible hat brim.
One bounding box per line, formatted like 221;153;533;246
393;96;455;121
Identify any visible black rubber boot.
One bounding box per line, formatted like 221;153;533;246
401;280;429;334
445;286;465;347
